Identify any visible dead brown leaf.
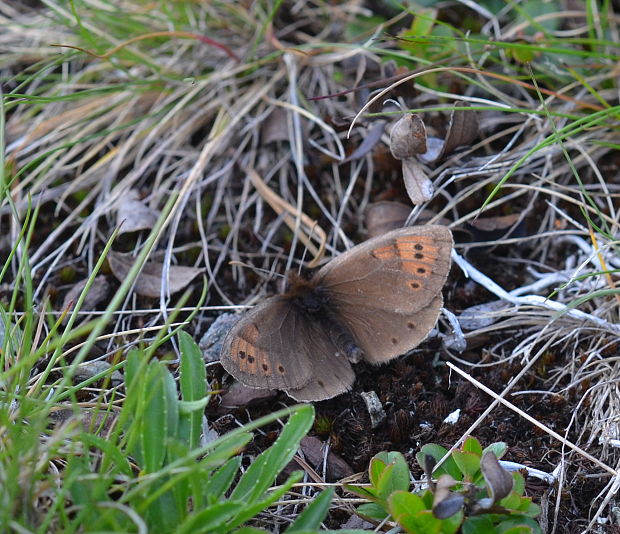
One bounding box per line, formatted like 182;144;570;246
107;251;202;298
61;275;110;314
402;158;433;205
116;189;160;234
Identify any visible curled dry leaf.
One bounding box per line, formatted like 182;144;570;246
419;100;479;163
389;102;478;206
470;213;520;233
390;113;427;159
116;190;160;234
107;251;202;298
468;213;525;242
366;202;445;237
480;451;514;503
402;158;434;205
432;474;464;519
220;381;277;408
61;275;110;315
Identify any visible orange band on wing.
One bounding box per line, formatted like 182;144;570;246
231;323;272;377
371;235;442;277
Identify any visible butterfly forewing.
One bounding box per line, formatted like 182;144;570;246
316;226;452;313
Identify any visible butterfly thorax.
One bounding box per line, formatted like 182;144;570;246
285;275;363;364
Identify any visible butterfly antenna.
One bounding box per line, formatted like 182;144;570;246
228;260;287;280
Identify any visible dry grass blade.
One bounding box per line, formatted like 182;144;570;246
246;166;327;268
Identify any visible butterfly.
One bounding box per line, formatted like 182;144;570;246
220;225;453;401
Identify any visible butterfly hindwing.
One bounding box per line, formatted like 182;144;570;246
220;297;314;391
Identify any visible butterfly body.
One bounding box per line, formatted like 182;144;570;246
220;225;453;401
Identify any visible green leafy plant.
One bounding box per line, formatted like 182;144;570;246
346;437;542;534
66;332;332;533
1;327;359;533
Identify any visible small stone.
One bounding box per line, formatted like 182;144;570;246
360;390;386;428
199;313;241;363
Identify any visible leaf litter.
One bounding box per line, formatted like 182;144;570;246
2;1;620;531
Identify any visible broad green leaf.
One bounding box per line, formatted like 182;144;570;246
287;487;335;532
521;500;542;517
497;527;535;534
439;509;464;534
389;490;426;519
356;502;388;520
451;451;480;481
516;0;560;34
462;515;496;534
369;455;388;487
374;463;396;501
178;397;210;414
483;441;508;460
230;404;313;503
178;330;206;449
409;8;437;38
496;516;542;534
416;444;461;481
371;451;410;499
499;491;521;509
384;452;410;492
140;361;179;473
124;348;140;389
512;472;525;495
462;436;483;456
144;487;181;534
399;510;442;534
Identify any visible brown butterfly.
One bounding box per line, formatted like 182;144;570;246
220;225;453;401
